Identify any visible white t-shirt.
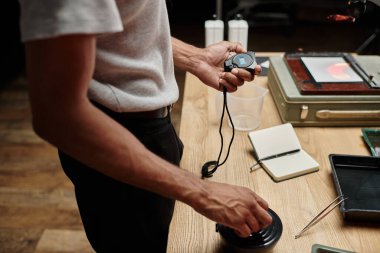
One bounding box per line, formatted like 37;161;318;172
19;0;179;112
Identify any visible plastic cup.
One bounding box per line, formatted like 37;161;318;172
215;85;268;131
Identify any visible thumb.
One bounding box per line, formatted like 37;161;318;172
227;42;246;54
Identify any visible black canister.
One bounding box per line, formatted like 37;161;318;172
216;209;282;253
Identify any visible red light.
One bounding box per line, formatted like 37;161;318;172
326;63;352;80
326;14;356;23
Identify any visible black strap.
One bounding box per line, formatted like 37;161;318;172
201;88;235;178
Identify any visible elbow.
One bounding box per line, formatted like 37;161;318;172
30;97;89;145
32;113;67;147
30;106;64;143
31;115;52;141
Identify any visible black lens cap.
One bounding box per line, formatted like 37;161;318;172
216;209;282;252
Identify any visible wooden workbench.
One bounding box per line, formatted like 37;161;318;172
167;67;380;252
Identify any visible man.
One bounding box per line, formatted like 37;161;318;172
19;0;272;252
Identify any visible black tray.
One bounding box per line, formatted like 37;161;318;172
329;154;380;222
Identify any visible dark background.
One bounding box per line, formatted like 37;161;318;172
168;0;379;52
2;0;380;86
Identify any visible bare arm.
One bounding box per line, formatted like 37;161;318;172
25;34;200;204
25;34;271;237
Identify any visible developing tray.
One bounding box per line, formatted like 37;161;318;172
329;154;380;222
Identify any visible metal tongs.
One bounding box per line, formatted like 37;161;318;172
295;195;348;239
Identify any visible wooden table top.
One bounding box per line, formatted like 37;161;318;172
167;60;380;253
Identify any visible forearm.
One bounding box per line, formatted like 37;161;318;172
25;35;206;208
34;97;207;206
172;37;205;74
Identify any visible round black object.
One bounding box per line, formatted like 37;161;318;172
216;209;282;253
232;54;254;68
224;51;256;73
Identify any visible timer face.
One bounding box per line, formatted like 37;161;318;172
233;54;254;68
224;51;256;72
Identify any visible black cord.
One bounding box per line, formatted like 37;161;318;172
201;88;235;178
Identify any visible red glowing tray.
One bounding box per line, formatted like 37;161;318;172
284;52;380;95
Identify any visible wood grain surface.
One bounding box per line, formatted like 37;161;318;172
167;69;379;253
0;78;93;253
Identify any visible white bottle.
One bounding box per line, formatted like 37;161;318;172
228;14;249;50
205;15;224;47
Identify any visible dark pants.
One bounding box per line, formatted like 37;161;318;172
58;105;184;253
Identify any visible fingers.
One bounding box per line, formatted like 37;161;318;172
254;64;262;76
225;41;246;54
234;208;270;238
219;72;244;92
250;192;273;228
231;194;273;238
234;224;253;238
197;181;272;238
256;196;269;211
246;214;260;233
231;68;254;81
253;206;273;229
219;66;261;92
255;194;269;211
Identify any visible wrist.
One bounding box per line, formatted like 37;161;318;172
177;174;210;209
172;38;205;74
187;47;207;76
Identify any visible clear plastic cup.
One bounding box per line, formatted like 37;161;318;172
215;85;268;131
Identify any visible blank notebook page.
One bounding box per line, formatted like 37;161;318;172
248;123;300;159
261;150;319;180
248;123;319;181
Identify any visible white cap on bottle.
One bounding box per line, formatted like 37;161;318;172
205;16;224;47
228;14;248;50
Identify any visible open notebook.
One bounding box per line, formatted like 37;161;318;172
248;123;319;182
